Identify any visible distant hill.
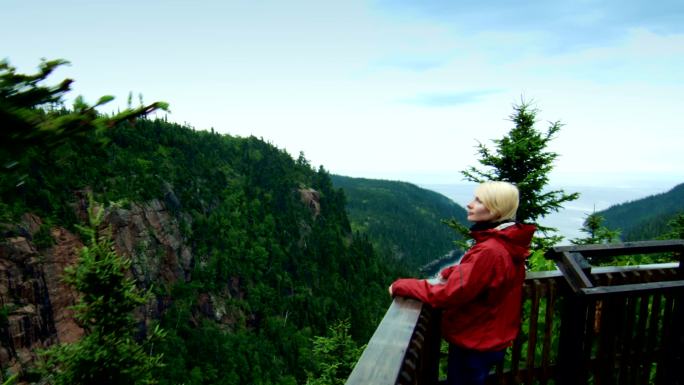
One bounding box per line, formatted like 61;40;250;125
1;117;403;384
599;182;684;240
331;175;468;272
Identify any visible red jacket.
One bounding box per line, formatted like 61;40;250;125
391;222;535;351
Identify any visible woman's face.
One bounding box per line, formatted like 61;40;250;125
467;196;497;223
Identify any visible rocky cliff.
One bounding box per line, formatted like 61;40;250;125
0;214;81;375
0;198;193;376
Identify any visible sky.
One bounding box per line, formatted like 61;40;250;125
3;0;684;189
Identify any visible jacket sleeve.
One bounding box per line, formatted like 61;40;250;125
439;265;456;280
391;243;502;309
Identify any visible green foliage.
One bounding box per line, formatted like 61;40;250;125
0;59;167;222
569;212;680;267
306;320;365;385
32;221;55;249
331;175;467;272
660;212;684;240
570;212;620;245
0;59;167;153
0;116;396;384
450;100;579;251
2;58;403;384
600;183;684;241
0;305;9;328
516;293;561;372
1;373;18;385
604;213;684;266
40;199;164;385
527;248;556;271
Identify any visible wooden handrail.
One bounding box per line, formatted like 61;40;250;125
546;239;684;259
548;240;683;295
347;251;683;385
547;241;683;385
345;297;425;385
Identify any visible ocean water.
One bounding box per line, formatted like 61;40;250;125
421;182;677;244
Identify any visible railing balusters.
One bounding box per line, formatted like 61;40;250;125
539;278;555;385
630;294;648;384
656;293;675;384
642;293;661;385
524;280;541;385
510;321;523;384
617;295;636;384
347;240;684;385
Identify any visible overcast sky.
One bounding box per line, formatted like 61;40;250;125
3;0;683;188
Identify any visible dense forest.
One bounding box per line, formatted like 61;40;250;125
1;111;407;383
599;182;684;241
330;175;467;273
4;60;682;385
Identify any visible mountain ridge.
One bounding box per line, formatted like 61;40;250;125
0;118;403;384
598;182;684;240
331;174;468;272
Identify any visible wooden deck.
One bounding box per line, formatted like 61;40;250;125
346;240;684;385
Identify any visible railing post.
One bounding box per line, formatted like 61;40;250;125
556;292;590;385
546;249;594;385
349;241;684;385
661;249;683;385
421;308;441;385
548;240;684;385
346;298;432;385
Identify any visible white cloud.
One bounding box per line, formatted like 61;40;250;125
2;0;682;188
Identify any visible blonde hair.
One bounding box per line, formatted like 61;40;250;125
475;181;519;221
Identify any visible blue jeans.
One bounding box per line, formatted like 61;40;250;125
447;344;505;385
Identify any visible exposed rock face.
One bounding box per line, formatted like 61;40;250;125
299;188;320;219
106;199;193;288
0;199;194;376
43;228;83;344
0;219;81;376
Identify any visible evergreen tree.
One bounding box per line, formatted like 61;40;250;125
1;374;18;385
598;183;684;241
306;320;364;385
447;101;579;251
571;212;621;245
659;212;684;240
0;59;167;152
40;199;164;385
0;59;167;190
331;174;467;272
2;58;398;384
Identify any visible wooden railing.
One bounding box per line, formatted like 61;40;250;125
346;240;684;385
344;297;440;385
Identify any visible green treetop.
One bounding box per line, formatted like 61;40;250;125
0;58;167;192
450;101;579;252
571;212;621;245
40;199;164;385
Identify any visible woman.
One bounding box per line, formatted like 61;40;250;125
389;181;535;385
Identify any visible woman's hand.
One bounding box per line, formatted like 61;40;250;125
388;284;393;296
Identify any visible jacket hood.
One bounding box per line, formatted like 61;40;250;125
471;223;536;263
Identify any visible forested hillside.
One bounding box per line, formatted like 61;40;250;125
331;175;467;272
599;182;684;240
1;116;405;384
